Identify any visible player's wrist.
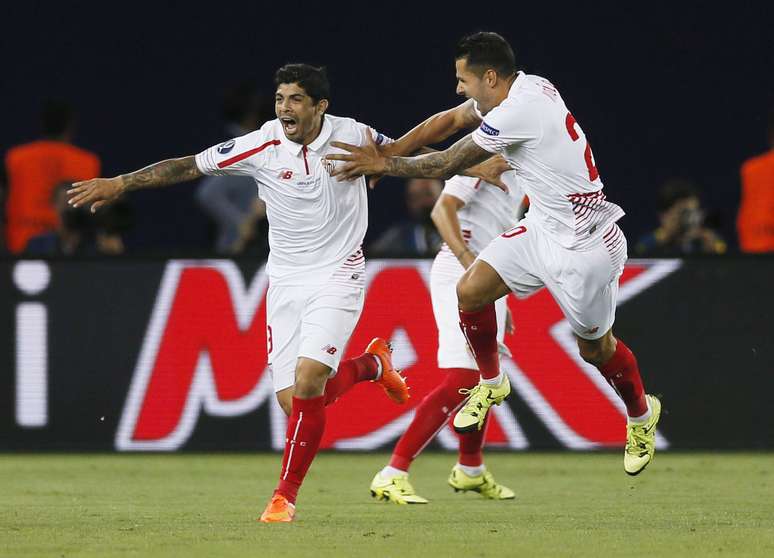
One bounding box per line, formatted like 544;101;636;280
117;174;131;193
453;247;471;258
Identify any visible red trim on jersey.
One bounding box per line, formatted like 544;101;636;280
217;140;280;169
302;145;310;174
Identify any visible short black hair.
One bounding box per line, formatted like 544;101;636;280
274;64;330;103
41;99;74;137
455;32;517;77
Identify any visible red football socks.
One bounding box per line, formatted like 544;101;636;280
389;368;482;471
275;396;326;505
324;353;378;406
598;339;649;418
458;305;501;380
458;414;488;467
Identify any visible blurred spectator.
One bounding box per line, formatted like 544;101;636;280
369;178;443;256
4;100;101;253
195;83;273;256
635;178;726;256
737;109;774;253
26;182;129;256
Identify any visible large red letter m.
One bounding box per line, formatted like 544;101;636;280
116;261;272;450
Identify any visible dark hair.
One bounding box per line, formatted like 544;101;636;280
657;178;698;212
274;64;330;103
455;32;517;77
41;99;74;137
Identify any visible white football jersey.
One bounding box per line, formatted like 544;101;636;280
472;72;624;250
433;171;524;275
196;115;390;286
443;171;524;252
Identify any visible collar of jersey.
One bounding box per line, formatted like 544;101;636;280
508;71;527;97
282;115;333;156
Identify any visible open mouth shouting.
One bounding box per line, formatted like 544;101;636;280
280;116;298;136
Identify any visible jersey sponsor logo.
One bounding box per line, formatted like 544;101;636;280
115;260;678;451
480;122;500;136
217;140;236;154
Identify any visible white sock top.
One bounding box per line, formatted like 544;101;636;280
380;465;407;479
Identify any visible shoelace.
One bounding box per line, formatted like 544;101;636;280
458;385;488;415
626;424;650;456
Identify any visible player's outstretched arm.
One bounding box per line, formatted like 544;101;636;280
384;99;480;157
329;134;491;181
67;156;202;213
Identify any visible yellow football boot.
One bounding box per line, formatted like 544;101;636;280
624;394;662;476
370;471;428;504
453;374;511;433
448;466;515;500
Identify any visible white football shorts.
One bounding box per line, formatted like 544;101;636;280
266;278;364;393
477;216;628;340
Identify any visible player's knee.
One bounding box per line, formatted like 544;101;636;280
579;344;604;365
294;361;330;399
456;277;485;311
577;337;611;366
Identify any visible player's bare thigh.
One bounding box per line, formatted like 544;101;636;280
275;357;333;416
456;259;511;311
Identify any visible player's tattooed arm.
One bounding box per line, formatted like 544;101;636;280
329;134;492;182
67;156;202;213
121;156;202;190
385;135;490;179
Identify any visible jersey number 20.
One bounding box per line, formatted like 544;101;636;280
565;112;599;182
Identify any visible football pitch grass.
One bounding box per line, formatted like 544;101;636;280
2;453;773;557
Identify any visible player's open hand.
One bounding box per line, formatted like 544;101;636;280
327;132;388;181
468;156;511;193
67;177;125;213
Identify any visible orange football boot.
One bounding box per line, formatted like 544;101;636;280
259;494;295;523
366;337;410;404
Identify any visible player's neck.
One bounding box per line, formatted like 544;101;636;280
300;116;324;147
489;73;518;108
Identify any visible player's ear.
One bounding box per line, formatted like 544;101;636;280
316;99;329;116
485;69;497;88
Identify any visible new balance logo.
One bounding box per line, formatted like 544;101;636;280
278;170;293;180
322;344;338;355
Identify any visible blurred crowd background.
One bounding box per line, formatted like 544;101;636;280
1;4;772;259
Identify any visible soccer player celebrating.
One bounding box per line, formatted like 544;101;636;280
328;32;662;476
370;169;525;504
67;64;413;523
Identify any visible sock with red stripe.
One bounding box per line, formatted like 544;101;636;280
274;396;326;505
324;353;379;406
597;339;649;418
389;368;479;472
458;305;501;381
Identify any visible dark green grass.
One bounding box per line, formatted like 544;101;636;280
1;453;772;557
